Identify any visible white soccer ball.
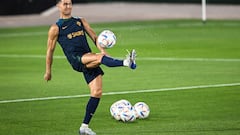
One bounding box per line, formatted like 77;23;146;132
116;99;132;108
97;30;116;49
134;102;150;119
110;99;136;122
110;103;121;120
120;106;136;122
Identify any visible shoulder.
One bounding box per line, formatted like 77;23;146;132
48;24;59;37
72;16;87;23
72;16;84;20
56;19;64;27
79;17;87;23
78;17;90;28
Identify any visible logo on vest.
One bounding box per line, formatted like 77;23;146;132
62;26;68;30
76;21;81;26
67;30;84;39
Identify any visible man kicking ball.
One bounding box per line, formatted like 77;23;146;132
44;0;136;134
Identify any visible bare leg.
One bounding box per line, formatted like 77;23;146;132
81;53;104;68
82;53;127;68
88;75;103;98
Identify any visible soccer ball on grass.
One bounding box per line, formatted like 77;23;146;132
110;100;151;122
110;99;136;122
134;102;150;119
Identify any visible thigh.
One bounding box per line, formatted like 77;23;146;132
81;53;104;68
88;75;103;98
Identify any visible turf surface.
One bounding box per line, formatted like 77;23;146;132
0;20;240;135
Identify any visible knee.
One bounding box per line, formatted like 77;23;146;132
91;88;102;98
96;54;104;64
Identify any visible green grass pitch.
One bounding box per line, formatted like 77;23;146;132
0;20;240;135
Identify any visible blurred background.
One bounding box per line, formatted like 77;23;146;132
0;0;239;16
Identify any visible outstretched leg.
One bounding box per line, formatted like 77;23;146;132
81;53;104;68
81;49;137;69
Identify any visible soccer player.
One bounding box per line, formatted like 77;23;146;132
43;0;136;135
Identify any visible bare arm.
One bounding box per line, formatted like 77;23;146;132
44;24;59;81
81;18;107;55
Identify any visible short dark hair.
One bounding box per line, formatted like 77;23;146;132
56;0;73;4
56;0;62;4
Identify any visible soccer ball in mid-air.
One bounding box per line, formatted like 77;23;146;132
134;102;150;119
97;30;116;49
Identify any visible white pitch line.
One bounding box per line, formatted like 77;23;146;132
0;82;240;104
0;54;64;59
0;54;240;62
140;57;240;62
0;32;46;37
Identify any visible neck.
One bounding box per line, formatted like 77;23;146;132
60;14;71;19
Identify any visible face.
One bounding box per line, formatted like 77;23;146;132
57;0;72;17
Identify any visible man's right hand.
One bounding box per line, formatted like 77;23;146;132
44;72;52;82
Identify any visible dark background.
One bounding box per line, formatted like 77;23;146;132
0;0;239;15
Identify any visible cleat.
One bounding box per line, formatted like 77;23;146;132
124;49;137;69
130;49;137;69
79;127;96;135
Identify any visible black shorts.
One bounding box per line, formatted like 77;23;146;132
82;66;104;84
70;54;104;84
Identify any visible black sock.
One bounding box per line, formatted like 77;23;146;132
83;97;100;124
101;55;123;67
